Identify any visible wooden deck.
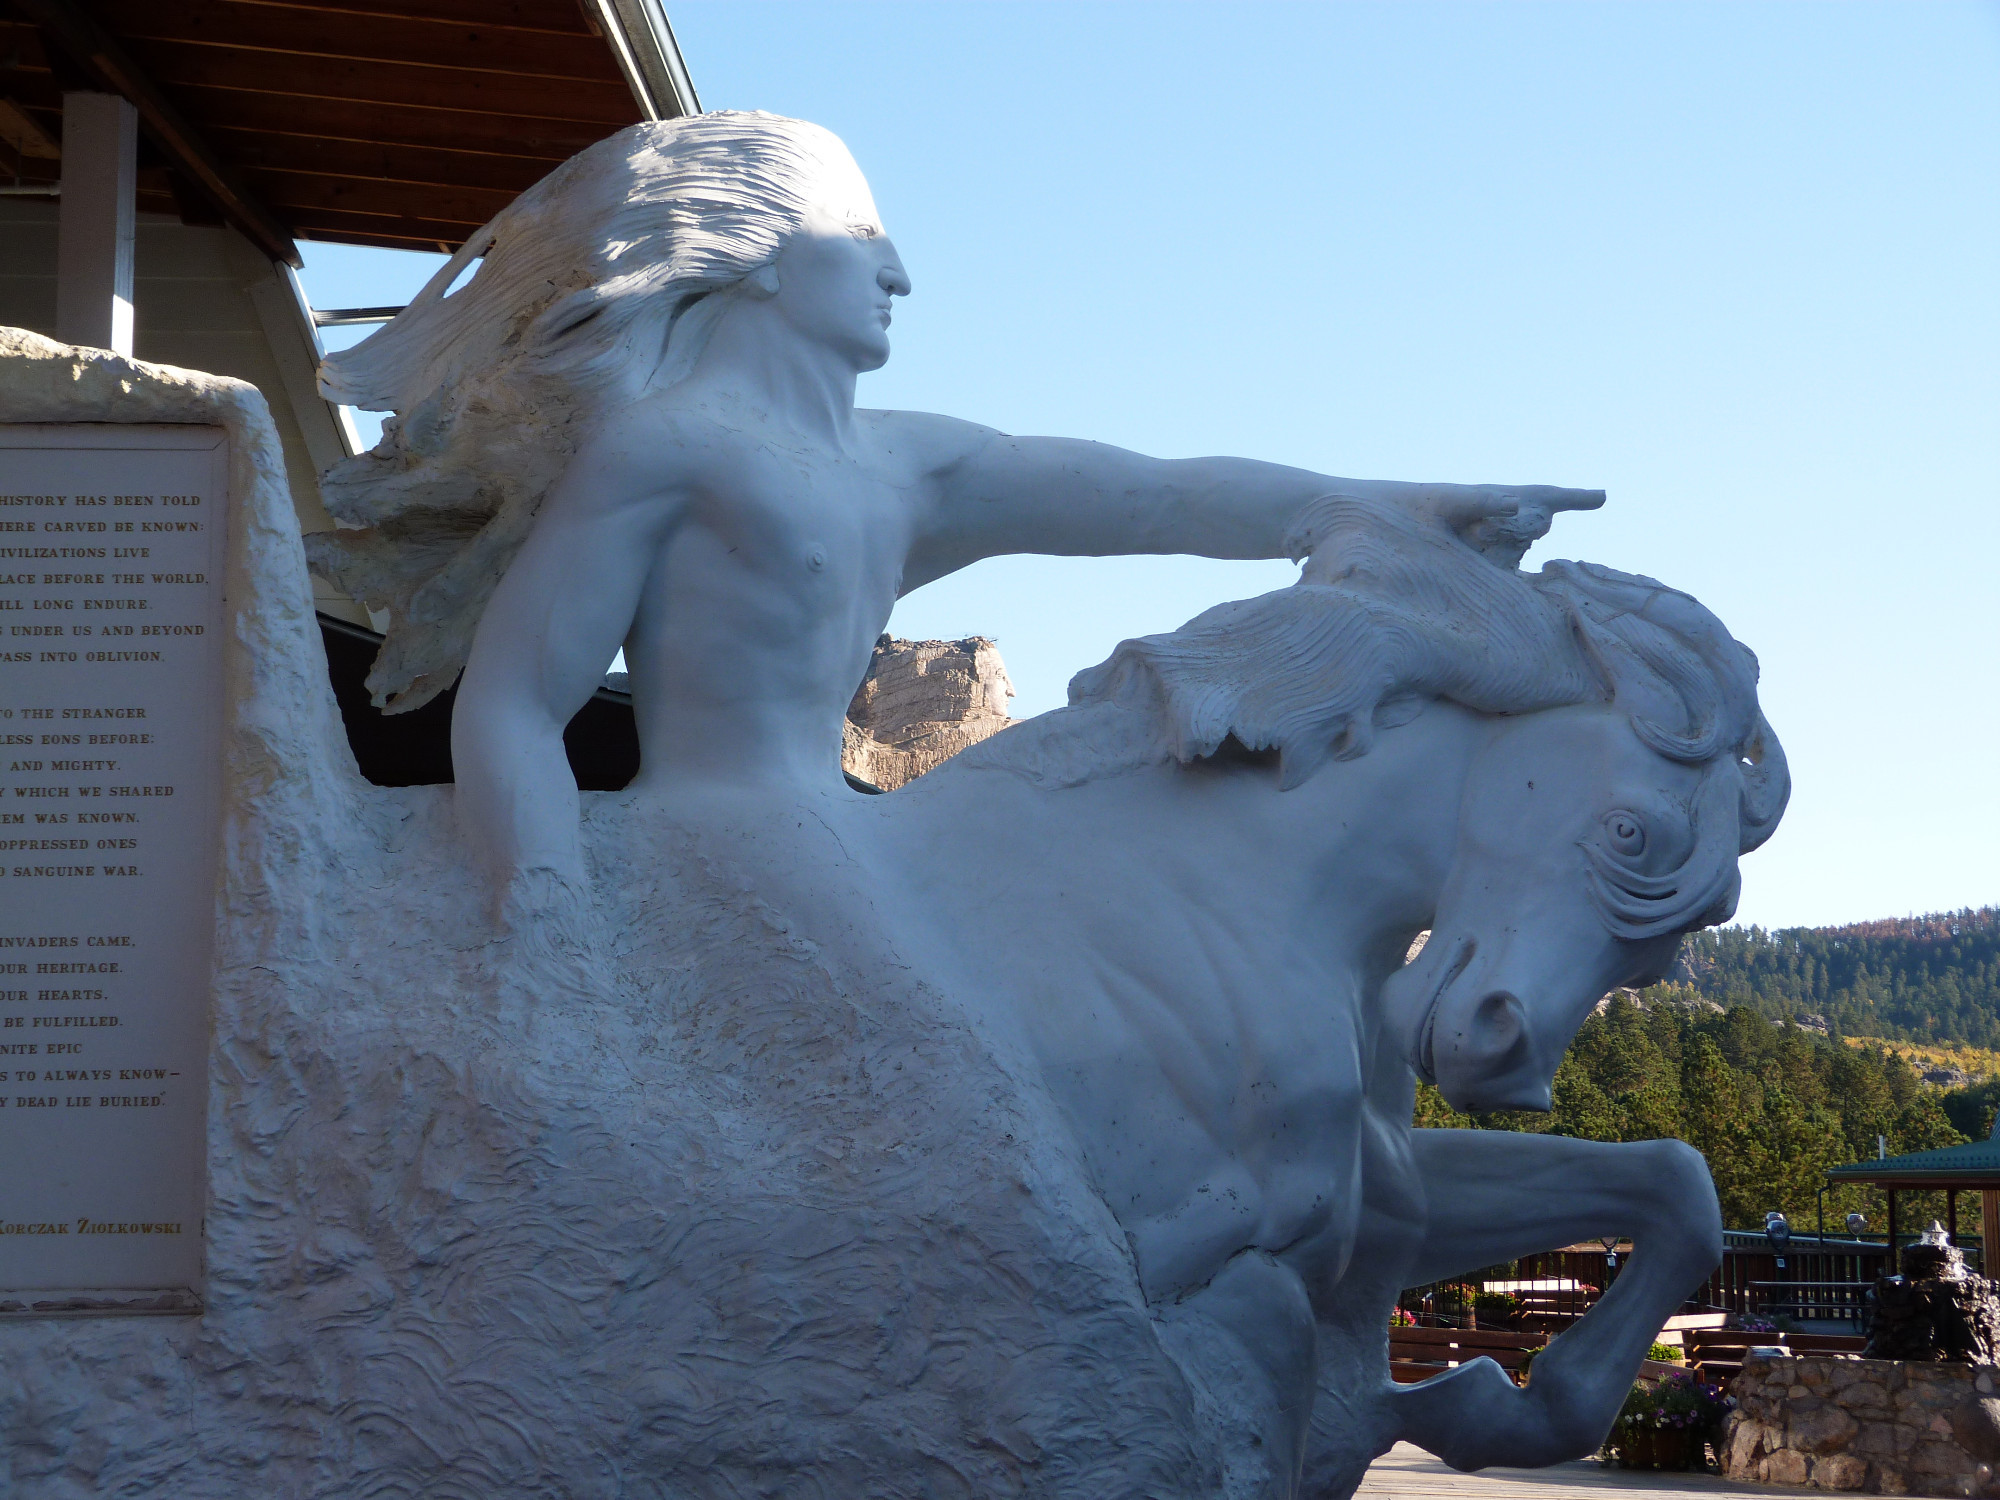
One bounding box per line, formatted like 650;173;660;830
1359;1442;1793;1499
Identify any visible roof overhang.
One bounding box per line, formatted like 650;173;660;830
1825;1171;2000;1190
0;0;698;256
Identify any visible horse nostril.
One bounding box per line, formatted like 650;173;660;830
1472;990;1525;1053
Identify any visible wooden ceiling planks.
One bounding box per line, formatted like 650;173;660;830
0;18;75;191
97;0;629;84
207;127;571;196
0;0;681;254
179;89;615;161
131;44;637;127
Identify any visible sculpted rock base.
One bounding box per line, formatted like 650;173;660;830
0;331;1320;1498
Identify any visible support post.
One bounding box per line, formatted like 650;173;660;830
1887;1188;1899;1275
1982;1191;1999;1276
1949;1190;1959;1248
54;91;137;355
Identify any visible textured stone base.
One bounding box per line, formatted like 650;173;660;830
1723;1354;2000;1496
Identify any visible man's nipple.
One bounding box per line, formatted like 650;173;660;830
807;545;827;573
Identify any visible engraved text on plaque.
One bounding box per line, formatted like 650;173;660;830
0;425;226;1312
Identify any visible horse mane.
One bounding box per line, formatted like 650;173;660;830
961;496;1788;865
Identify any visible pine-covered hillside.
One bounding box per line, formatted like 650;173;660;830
1414;996;1967;1231
1672;907;2000;1047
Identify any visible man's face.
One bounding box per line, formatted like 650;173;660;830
768;197;911;372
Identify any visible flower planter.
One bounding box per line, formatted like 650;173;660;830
1609;1368;1729;1471
1617;1424;1700;1471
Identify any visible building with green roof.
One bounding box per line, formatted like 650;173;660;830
1826;1123;2000;1272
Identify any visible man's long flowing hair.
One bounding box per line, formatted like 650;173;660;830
308;111;872;712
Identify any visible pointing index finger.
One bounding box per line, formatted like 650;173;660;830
1519;485;1607;512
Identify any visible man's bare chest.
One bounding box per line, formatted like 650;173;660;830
679;443;922;587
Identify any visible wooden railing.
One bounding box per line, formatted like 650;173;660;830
1688;1234;1889;1329
1398;1233;1899;1339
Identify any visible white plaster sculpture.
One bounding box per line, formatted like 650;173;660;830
302;111;1612;905
0;112;1788;1500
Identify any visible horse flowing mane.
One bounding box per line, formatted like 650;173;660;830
307;111;869;712
964;495;1788;930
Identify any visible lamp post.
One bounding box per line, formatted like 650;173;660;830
1765;1211;1793;1325
1766;1210;1792;1269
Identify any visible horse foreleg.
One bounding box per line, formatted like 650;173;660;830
1388;1129;1721;1471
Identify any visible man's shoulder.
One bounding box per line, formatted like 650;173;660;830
576;395;765;487
595;394;737;453
859;408;1002;472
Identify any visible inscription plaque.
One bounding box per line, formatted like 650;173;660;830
0;425;225;1312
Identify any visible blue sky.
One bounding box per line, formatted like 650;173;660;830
300;2;2000;931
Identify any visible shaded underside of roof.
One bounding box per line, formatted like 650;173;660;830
1827;1137;2000;1187
0;0;681;253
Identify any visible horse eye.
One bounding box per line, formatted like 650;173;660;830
1604;811;1647;857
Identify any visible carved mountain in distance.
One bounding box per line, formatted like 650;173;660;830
843;635;1016;791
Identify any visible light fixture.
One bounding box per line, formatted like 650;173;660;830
1766;1210;1792;1269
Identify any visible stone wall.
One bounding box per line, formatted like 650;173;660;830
843;635;1016;790
1723;1353;2000;1495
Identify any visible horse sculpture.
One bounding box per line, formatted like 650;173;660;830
845;493;1788;1496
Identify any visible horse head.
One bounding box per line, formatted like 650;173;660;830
1389;560;1787;1111
1054;493;1789;1117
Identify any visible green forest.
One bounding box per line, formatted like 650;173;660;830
1413;996;1976;1234
1672;907;2000;1047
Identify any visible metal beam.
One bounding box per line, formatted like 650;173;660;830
311;306;405;328
12;0;302;267
593;0;701;121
